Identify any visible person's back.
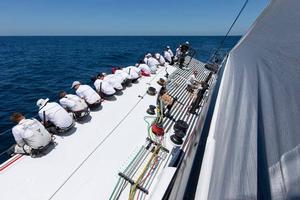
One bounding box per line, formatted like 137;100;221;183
168;49;174;57
187;74;196;86
143;53;151;64
164;50;172;63
104;74;123;90
94;79;116;95
114;69;130;80
147;57;159;72
123;67;140;80
76;84;101;105
143;57;149;64
39;102;73;129
176;47;182;57
181;42;190;54
59;94;88;112
138;63;151;75
155;54;166;65
126;66;141;75
10;113;52;155
181;44;189;53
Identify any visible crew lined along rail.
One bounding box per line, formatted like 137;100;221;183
0;42;201;162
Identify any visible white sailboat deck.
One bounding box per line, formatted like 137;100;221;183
0;58;210;200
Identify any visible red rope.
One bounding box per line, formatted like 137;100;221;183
136;157;159;200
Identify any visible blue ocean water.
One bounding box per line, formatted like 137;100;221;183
0;36;240;162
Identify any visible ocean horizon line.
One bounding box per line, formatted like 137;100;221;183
0;35;242;37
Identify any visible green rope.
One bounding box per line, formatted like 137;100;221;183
143;116;157;142
109;146;145;200
110;115;161;199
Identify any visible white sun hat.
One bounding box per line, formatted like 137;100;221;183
36;98;49;108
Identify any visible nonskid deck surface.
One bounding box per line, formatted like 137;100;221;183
0;57;211;200
110;57;212;200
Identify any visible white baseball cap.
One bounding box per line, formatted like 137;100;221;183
71;81;81;89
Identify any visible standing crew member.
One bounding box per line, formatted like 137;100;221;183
164;46;174;65
179;41;190;68
37;98;74;134
167;46;174;58
175;45;182;63
165;46;174;65
71;81;102;108
10;113;52;156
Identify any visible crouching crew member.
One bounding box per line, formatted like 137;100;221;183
37;98;75;134
155;53;166;66
124;66;140;83
58;91;90;121
103;73;124;91
10;113;52;156
136;61;151;76
94;73;116;98
147;55;160;74
186;70;201;92
113;68;131;85
164;46;174;65
72;81;102;109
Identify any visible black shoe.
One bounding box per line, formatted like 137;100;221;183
7;145;15;156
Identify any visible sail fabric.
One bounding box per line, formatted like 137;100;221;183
196;0;300;199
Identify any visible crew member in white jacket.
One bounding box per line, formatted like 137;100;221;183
71;81;102;109
94;73;116;97
143;53;152;64
164;46;174;65
58;91;90;120
10;113;52;156
103;73;123;91
146;56;159;74
136;62;151;76
124;66;140;83
37;98;75;134
155;53;166;66
114;68;131;85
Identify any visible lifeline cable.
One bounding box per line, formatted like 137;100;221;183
208;0;249;63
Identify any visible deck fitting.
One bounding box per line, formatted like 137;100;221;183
118;172;149;194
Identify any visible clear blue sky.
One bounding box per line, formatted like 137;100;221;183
0;0;268;36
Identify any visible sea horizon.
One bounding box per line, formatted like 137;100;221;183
0;35;242;37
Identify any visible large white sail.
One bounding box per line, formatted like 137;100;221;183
196;0;300;199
